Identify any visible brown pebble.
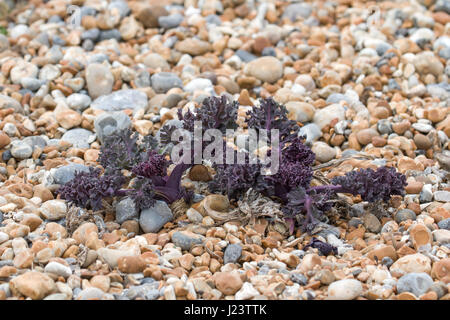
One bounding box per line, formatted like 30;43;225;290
117;256;146;273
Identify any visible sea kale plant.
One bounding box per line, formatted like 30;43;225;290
57;95;407;234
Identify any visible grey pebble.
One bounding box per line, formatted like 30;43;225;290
397;273;433;297
224;243;242;264
115;197;138;224
139;200;174;233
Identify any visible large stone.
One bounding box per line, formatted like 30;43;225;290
97;247;139;269
0;94;24;114
413;51;444;77
61;129;96;149
244;56;283;83
39;200;67;220
214;271;243;295
397;273;433;297
391;253;431;275
94;111;131;142
171;231;204;251
53;163;90;185
10;271;56;300
115;197;138;224
85;63;114;99
327;279;363;300
91;89;148;112
311;141;336;163
175;39;213;56
224;243;242;264
139;200;173;233
151;72;183;94
313;104;346;129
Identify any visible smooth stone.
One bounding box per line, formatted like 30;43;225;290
434;191;450;202
186;208;203;224
397;273;433;297
91;89;148;112
0;94;24;114
313;104;346;129
311;141;336;163
223;243;242;264
139;200;173;233
171;231;204;251
94;111;131;142
395;209;417;223
44;261;72;278
19;136;44;150
285;101;315;123
299;123;322;144
76;287;105;300
143;53;169;70
67;94;92;111
151;72;183;94
0;34;9;52
432;229;450;244
184;78;214;93
419;184;433;203
390;253;431;275
235;50;257;63
327;279;363;300
10;61;38;84
40;200;67;220
290;273;308;286
115;197;138;224
10;271;56;300
53;163;90;185
10;142;32;159
282;3;312;21
61;128;96;149
158;13;183;29
21;78;43;91
437;218;450;230
85;63;114;99
244;56;283;83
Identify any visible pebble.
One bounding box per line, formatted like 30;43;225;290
61;129;96;149
10;271;56;300
432;229;450;244
434;191;450;202
44;261;72;278
171;231;204;251
91;89;148;112
10;142;32;159
313;104;346;129
67;94;92;112
390;254;431;275
76;287;105;300
158;13;184;29
244;57;283;83
94;111;131;142
39;200;67;220
395;209;417;223
53;163;90;185
139;201;174;233
115;197;138;224
214;271;243;295
224;243;242;264
151;72;183;94
397;273;433;297
437;218;450;230
311;142;336;163
327;279;363;300
85;63;114;99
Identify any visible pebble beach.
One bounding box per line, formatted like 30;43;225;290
0;0;448;301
